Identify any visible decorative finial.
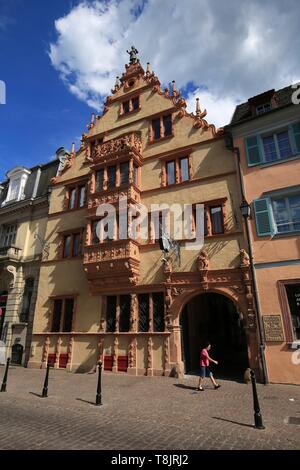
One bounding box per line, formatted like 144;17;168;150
146;62;151;74
171;80;177;95
126;46;139;64
90;113;95;125
196;97;200;115
115;76;120;87
71;142;75;154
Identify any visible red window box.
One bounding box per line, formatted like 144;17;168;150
104;355;114;371
47;353;56;367
117;355;128;372
59;353;68;368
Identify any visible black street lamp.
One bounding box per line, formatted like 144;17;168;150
240;199;251;219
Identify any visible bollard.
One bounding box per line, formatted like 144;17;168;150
42;362;50;398
250;369;265;430
0;357;10;392
95;361;102;406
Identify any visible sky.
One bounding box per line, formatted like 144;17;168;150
1;0;300;181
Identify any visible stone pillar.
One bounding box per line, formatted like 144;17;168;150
163;335;171;376
130;294;138;332
54;336;62;369
66;336;74;372
112;336;118;373
128;336;137;376
168;325;184;378
146;336;153;376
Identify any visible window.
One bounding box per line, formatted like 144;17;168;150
106;295;117;332
272;195;300;233
254;193;300;236
163;115;172;137
2;167;31;206
179;157;189;182
256;103;271;115
107;166;116;189
121;96;140;115
78;186;86;208
132;96;139;110
262;131;293;162
1;224;18;247
153;292;165;332
285;284;300;340
95;169;104;192
20;278;34;323
119;295;130;332
133;165;138;186
245;121;300;166
210;206;224;234
67;184;87;210
120;162;129;185
151;114;173;141
63;232;82;257
51;298;74;332
192;203;225;237
122;100;130;114
164;156;190;186
138;293;149;332
9;178;20;200
91;220;100;244
69;189;76;209
167;161;175;185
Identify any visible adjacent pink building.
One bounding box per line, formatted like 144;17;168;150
229;86;300;384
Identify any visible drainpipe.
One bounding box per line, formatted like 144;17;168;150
233;145;269;384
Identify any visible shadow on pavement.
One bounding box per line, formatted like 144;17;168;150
174;383;197;391
29;392;44;399
76;397;97;406
212;416;254;428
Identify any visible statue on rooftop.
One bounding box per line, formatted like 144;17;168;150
127;46;139;64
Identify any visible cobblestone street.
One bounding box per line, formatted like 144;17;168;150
0;366;300;450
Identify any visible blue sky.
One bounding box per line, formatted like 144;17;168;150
0;0;92;181
1;0;299;182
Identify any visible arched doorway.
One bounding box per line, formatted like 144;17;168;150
180;292;249;380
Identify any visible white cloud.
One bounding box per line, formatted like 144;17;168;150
49;0;300;126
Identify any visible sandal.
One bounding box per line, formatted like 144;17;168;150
196;387;204;391
214;384;221;389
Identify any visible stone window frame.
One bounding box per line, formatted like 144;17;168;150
64;180;88;211
49;294;78;333
57;227;84;259
119;94;141;117
278;278;300;343
149;112;174;144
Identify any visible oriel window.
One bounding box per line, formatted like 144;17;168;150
96;169;104;192
120;162;129;185
107;166;116;189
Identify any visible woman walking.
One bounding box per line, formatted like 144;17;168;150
197;341;221;391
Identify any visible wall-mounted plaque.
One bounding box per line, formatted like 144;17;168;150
263;315;284;342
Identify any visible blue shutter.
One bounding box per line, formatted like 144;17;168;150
253;198;275;236
245;135;263;166
289;121;300;154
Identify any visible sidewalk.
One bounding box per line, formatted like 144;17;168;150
0;366;299;450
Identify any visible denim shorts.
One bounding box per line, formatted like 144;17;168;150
199;366;212;378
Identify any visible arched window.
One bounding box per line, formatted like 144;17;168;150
20;278;34;323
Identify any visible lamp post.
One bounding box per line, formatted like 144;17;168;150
0;357;10;392
250;369;265;429
42;362;50;398
96;360;102;406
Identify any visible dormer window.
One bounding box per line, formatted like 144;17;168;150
1;167;31;206
256;103;271;115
